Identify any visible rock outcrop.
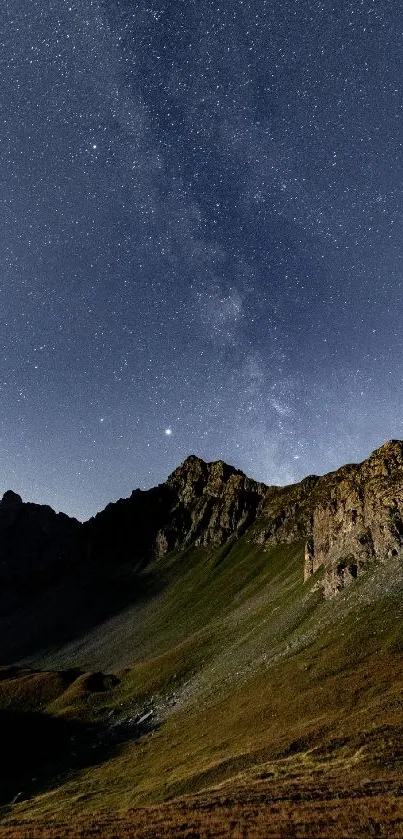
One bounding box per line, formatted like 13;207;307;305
304;440;403;596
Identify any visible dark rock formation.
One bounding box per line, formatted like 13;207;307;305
1;490;23;506
0;490;80;589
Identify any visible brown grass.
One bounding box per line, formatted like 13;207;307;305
1;772;403;838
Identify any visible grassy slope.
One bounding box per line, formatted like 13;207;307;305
2;537;403;833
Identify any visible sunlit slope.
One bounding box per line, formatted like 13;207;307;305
3;536;403;825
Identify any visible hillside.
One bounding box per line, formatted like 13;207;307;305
1;442;403;837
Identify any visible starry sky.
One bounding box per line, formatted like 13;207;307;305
1;0;403;520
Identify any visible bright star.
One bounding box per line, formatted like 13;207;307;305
164;428;172;436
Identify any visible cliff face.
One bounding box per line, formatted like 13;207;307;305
304;440;403;596
252;475;319;548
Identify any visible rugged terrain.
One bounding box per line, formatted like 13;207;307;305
1;441;403;837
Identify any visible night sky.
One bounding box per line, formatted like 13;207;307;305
1;0;402;520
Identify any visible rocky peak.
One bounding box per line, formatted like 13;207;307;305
1;490;23;506
0;493;80;584
167;455;262;502
154;455;267;554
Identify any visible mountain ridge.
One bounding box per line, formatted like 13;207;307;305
2;439;403;604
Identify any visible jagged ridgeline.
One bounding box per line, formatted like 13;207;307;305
2;441;403;836
1;440;403;663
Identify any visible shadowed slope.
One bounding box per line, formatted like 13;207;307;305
0;457;266;663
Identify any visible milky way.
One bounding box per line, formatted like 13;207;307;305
1;0;402;518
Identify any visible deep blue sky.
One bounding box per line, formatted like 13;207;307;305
1;0;402;519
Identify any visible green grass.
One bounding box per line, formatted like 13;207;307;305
3;538;403;824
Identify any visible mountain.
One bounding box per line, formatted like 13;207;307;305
74;439;403;596
1;442;403;837
0;489;79;601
